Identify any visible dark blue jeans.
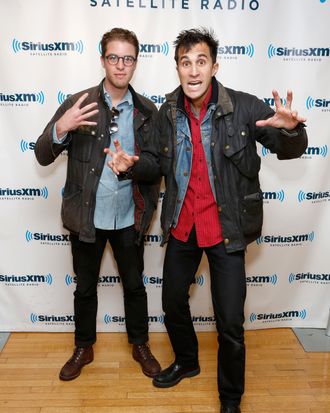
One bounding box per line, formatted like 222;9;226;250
70;226;148;347
162;227;246;405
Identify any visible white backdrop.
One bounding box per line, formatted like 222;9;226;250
0;0;329;333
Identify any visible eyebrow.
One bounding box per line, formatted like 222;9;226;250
179;53;208;61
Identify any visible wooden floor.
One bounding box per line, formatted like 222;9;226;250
0;329;329;413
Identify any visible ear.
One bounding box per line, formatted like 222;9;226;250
212;62;219;77
100;55;105;69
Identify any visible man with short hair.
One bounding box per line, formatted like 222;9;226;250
107;28;308;412
35;28;161;381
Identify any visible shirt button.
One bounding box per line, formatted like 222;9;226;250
183;171;188;176
90;168;95;174
85;201;89;206
218;206;222;212
211;142;215;147
91;131;96;136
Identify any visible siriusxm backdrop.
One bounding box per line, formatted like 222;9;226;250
0;0;329;333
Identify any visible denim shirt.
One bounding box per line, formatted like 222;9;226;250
173;103;217;227
94;88;135;230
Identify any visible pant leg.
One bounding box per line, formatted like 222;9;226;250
109;225;148;344
162;230;203;364
70;231;107;347
205;242;246;405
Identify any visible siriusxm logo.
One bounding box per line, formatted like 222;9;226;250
249;309;307;322
0;273;53;285
263;190;285;203
143;273;204;287
30;313;74;324
104;314;164;324
297;190;330;203
65;273;120;286
20;139;35;152
263;97;286;107
144;234;163;244
142;93;165;107
256;231;315;246
268;44;330;59
218;43;254;58
306;96;330;111
0;187;48;199
288;272;330;284
0;91;44;104
139;42;169;57
12;39;84;54
192;315;216;325
143;275;163;286
25;230;70;245
261;145;328;158
57;91;72;104
246;274;277;285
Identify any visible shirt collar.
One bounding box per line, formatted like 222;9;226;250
103;83;133;109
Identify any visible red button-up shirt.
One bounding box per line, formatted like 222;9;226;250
171;86;223;247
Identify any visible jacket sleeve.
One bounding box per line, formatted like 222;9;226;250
251;96;308;160
34;99;74;166
123;106;161;182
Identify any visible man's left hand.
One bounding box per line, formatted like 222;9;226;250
104;139;139;175
256;90;306;130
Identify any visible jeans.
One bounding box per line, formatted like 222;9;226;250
70;226;148;347
162;227;246;405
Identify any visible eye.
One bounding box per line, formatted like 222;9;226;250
181;61;190;68
197;59;206;66
124;56;135;64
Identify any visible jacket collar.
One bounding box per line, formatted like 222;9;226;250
98;79;152;118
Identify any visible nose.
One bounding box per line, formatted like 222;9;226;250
116;57;125;69
189;63;199;76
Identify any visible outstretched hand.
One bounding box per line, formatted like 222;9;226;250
256;90;306;130
104;139;139;175
56;92;99;138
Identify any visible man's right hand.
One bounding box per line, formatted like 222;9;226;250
56;92;99;139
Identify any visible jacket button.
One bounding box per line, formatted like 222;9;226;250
224;238;230;245
218;206;222;212
163;147;168;153
211;142;215;147
90;168;95;174
241;131;246;136
224;144;230;150
91;131;96;136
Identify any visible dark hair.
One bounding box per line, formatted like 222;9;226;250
174;28;218;64
100;28;139;58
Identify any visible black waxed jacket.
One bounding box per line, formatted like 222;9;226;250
35;80;160;244
156;78;308;253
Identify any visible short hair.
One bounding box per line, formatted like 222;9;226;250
100;28;139;58
174;28;219;64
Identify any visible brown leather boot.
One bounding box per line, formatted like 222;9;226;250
132;343;161;378
59;346;94;381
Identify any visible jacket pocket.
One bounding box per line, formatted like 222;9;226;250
61;183;82;234
224;126;260;178
240;192;263;237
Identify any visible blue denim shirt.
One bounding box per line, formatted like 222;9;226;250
94;88;135;229
173;103;217;227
